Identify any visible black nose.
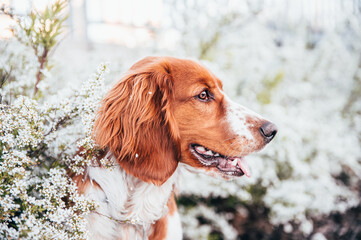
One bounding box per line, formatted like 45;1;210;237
259;122;277;142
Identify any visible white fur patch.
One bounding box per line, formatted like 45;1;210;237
225;95;262;141
165;211;183;240
84;156;180;240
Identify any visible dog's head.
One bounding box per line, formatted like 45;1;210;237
93;57;277;185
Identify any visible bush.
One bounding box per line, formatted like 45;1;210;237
0;1;109;238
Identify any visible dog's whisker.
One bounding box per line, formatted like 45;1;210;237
223;141;239;159
218;136;237;145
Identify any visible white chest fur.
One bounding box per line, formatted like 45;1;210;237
84;163;179;240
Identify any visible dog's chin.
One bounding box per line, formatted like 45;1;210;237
188;144;251;178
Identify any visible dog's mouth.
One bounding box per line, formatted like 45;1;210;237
189;144;251;177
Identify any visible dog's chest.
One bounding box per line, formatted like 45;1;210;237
83;165;178;240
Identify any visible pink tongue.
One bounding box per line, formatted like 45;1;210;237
237;158;251;178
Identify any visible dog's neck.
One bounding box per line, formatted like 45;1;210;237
84;155;179;240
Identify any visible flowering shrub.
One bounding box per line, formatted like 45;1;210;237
0;65;113;239
0;1;111;238
0;95;96;239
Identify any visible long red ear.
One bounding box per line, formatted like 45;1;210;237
93;57;180;185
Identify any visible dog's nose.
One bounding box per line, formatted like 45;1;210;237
259;122;277;142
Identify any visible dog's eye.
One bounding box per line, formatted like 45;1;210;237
197;90;210;101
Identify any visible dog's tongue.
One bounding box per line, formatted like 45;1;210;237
236;158;251;178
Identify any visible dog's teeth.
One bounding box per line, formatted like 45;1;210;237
195;146;206;153
204;150;214;156
214;153;220;157
231;159;238;166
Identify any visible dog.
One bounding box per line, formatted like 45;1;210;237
74;56;277;239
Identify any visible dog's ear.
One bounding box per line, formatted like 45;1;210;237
93;57;180;185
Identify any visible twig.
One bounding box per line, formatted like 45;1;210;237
34;48;49;96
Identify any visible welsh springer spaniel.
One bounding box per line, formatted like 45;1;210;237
75;56;277;239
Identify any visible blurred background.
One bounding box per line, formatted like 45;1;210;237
1;0;361;239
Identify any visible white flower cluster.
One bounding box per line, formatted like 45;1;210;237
180;204;237;240
0;40;39;102
76;63;109;149
0;93;100;239
15;16;44;49
38;63;113;176
68;62;115;174
0;25;111;237
0;1;116;239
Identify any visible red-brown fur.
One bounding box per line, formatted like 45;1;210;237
93;56;268;185
94;58;181;185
